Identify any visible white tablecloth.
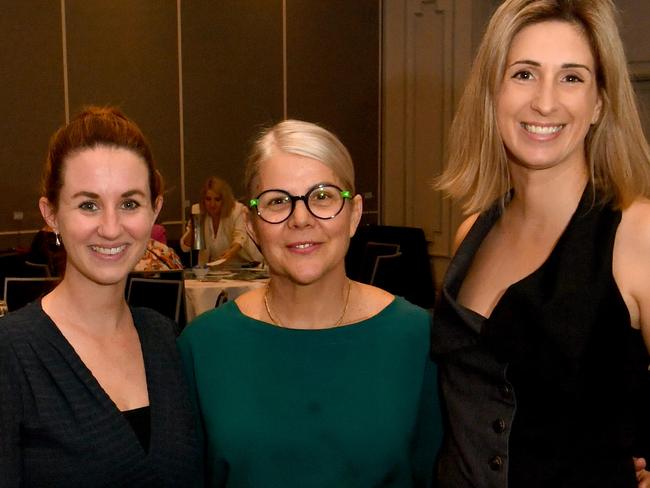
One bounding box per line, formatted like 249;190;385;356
184;277;267;322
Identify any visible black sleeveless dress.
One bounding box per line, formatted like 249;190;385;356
432;187;650;487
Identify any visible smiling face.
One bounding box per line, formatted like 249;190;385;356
247;149;362;286
40;145;161;287
496;20;602;173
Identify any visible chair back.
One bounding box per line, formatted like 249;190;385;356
3;277;61;312
214;290;229;308
0;250;29;288
359;242;401;283
346;225;436;308
126;277;184;324
370;251;403;289
24;261;52;277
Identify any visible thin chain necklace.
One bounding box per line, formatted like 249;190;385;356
264;279;352;328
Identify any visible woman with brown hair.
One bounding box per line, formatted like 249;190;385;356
0;107;200;486
434;0;650;486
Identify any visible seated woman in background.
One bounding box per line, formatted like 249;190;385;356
151;221;168;244
134;200;183;272
0;106;200;486
178;120;442;487
133;238;183;272
181;176;262;266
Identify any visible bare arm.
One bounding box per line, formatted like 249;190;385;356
614;199;650;349
180;221;193;251
217;242;243;263
615;199;650;485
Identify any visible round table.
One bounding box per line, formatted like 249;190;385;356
184;277;267;322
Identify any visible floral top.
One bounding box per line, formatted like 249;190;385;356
134;239;183;272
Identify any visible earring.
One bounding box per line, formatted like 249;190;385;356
55;233;61;246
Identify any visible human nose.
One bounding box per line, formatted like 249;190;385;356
530;78;558;115
97;208;121;239
287;198;313;227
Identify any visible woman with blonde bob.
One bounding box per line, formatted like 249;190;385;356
434;0;650;486
178;120;442;487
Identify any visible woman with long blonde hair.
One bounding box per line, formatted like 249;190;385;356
434;0;650;486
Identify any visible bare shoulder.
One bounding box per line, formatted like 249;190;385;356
618;198;650;247
453;213;480;253
615;197;650;343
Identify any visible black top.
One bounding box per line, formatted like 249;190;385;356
432;187;650;487
123;406;151;453
0;301;201;487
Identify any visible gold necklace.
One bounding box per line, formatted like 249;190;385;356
264;279;352;328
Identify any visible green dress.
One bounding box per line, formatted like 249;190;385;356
177;296;442;487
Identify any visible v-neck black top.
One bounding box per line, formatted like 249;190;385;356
0;301;201;487
123;406;151;453
432;188;650;487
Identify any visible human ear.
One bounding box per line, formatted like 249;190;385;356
153;195;163;220
39;197;58;231
348;194;363;238
244;207;261;248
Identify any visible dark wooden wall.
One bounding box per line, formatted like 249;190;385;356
0;0;380;250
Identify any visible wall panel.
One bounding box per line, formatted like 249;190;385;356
65;0;180;222
181;0;283;208
0;1;381;249
286;0;381;223
0;1;64;248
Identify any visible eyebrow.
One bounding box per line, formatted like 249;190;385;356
71;189;147;199
508;59;592;73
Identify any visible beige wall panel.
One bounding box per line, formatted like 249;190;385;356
618;0;650;138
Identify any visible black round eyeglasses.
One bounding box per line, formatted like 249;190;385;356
249;183;352;224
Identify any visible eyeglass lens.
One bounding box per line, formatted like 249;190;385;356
255;185;347;223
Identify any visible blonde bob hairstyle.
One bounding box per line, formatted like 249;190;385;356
199;176;236;218
437;0;650;214
244;119;355;198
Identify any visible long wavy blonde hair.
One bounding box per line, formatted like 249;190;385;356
437;0;650;214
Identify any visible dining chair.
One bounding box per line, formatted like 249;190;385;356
346;224;436;308
370;251;403;290
361;242;401;283
125;269;185;292
126;277;184;325
23;261;52;277
3;277;61;312
214;290;229;308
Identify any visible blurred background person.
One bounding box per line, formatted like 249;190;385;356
151;220;168;244
133;237;183;272
0;106;200;485
181;176;262;266
178;120;442;487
